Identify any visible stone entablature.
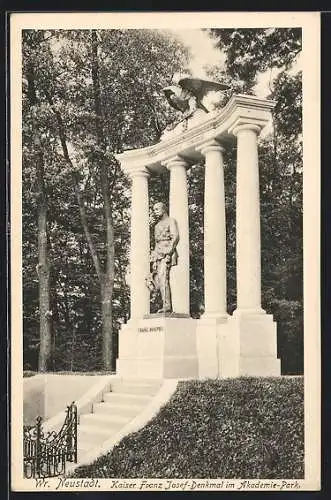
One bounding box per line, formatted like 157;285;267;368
116;94;275;175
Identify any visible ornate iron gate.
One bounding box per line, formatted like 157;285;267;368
23;402;77;478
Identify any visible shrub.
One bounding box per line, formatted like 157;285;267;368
23;370;37;378
72;377;304;479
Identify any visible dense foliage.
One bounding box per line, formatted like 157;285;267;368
71;377;304;479
22;28;303;374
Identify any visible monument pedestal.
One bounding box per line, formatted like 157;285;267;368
196;312;280;379
117;316;198;379
118;312;280;380
196;316;227;379
217;312;281;378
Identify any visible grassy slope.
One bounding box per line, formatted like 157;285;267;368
72;377;304;479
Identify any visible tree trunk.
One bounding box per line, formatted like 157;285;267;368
91;29;115;371
48;234;59;370
100;187;115;370
37;194;51;372
26;61;52;372
101;278;113;370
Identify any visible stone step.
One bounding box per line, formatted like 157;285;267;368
79;412;130;429
116;378;162;385
78;421;123;438
109;381;161;396
78;438;103;455
72;379;162;466
103;392;152;405
77;430;116;450
93;401;144;417
77;433;107;451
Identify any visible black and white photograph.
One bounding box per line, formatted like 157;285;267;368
10;11;320;492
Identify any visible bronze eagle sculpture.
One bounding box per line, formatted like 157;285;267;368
162;73;230;117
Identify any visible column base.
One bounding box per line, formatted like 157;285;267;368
200;312;228;324
117;317;198;379
196;318;225;379
232;307;266;316
196;311;280;379
218;312;281;377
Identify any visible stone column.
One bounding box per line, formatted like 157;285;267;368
129;168;150;320
165;156;190;315
232;124;264;314
198;140;227;319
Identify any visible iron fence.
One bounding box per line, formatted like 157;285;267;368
23;401;77;478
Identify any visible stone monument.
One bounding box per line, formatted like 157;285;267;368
115;74;281;379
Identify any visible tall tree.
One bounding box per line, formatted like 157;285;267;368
23;32;52;371
22;28;189;371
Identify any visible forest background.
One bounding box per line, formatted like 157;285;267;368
22;27;302;374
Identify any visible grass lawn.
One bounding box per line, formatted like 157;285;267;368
71;376;304;479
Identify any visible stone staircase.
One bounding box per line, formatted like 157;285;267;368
77;379;162;460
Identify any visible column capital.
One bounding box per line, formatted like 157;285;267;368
126;167;150;179
162;155;188;170
196;139;225;156
230;123;261;137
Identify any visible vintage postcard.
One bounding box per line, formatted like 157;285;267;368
10;11;320;492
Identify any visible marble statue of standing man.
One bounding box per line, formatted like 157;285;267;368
147;202;179;313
